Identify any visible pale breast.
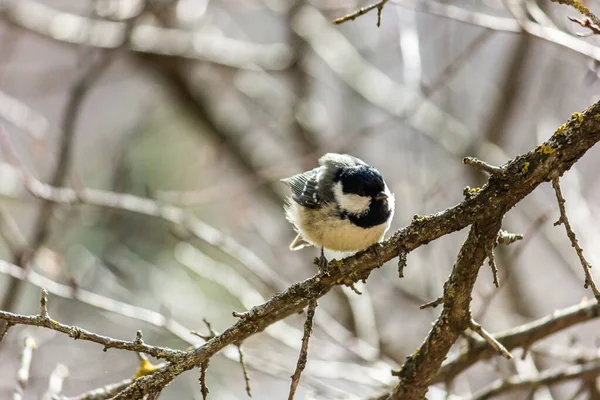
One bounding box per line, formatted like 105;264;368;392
285;202;390;252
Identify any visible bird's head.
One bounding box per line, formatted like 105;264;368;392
333;165;390;216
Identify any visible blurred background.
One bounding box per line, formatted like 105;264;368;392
1;0;600;398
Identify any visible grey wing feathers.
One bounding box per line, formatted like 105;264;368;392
281;167;321;209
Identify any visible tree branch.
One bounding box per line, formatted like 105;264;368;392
333;0;389;27
551;177;600;301
288;299;317;399
14;336;36;400
433;300;600;384
468;359;600;400
0;289;184;361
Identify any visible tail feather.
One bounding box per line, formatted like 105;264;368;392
289;234;311;250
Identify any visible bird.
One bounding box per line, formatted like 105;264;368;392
281;153;394;269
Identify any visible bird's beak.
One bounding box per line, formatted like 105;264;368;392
375;192;388;200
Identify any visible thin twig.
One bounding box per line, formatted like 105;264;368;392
398;249;407;278
237;344;252;397
550;0;600;29
42;364;69;400
0;320;13;341
468;359;600;400
288;299;318;400
191;319;218;341
333;0;389;27
568;16;600;36
463;157;504;175
420;297;443;310
347;283;363;295
0;289;183;361
4;1;290;70
487;244;500;288
55;378;134;400
14;336;36;400
552;177;600;302
468;318;512;360
199;360;209;400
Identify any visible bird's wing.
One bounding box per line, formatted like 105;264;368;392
281;167;322;209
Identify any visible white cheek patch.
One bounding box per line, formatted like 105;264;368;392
333;182;371;215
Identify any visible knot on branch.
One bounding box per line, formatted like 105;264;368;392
134;330;144;345
69;327;83;340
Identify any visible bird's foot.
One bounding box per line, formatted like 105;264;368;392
372;242;385;264
318;248;329;273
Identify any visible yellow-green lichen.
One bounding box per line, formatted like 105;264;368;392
536;144;555;155
521;161;530;174
134;359;158;379
572;111;584;125
469;187;481;194
555;124;567;134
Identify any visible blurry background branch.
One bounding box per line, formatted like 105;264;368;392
1;0;600;399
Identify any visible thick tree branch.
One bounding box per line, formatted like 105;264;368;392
433;300;600;384
390;218;503;399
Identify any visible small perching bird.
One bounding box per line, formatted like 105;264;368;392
282;153;394;268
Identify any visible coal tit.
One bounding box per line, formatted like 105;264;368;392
282;153;395;255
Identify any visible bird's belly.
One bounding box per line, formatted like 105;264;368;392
285;202;390;252
302;208;388;252
316;220;388;252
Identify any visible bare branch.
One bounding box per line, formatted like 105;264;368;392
237;344;252;398
0;289;184;361
394;0;600;66
288;299;317;400
56;379;133;400
0;320;13;341
552;177;600;301
463;157;504;175
550;0;600;29
333;0;389;27
199;361;209;400
42;364;69;400
433;301;600;384
468;318;512;360
468;359;600;400
3;0;291;70
568;16;600;36
419;297;443;310
392;219;503;399
14;336;36;400
398;249;407;278
487;243;500;288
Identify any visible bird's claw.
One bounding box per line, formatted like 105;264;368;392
319;248;329;273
